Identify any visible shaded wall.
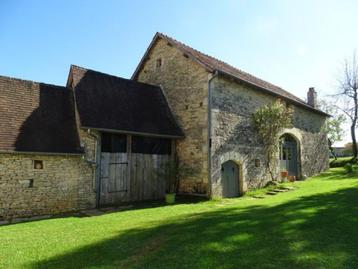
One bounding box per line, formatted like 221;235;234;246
210;76;329;197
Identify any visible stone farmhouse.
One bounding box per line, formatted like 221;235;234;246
0;33;329;219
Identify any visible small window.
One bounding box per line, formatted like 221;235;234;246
101;133;127;153
156;58;162;68
255;159;261;167
34;160;43;169
132;136;171;155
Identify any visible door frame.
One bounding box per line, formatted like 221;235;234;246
96;133;132;208
221;160;243;198
279;133;301;179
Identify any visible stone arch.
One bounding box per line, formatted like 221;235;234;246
221;160;242;198
279;131;302;179
215;151;247;197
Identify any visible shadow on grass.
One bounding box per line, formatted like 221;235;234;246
312;168;358;181
1;195;209;226
30;183;358;269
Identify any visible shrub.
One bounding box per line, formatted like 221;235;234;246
330;157;354;168
344;163;353;173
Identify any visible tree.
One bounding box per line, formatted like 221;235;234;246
336;53;358;161
252;100;293;181
318;99;346;159
343;142;357;156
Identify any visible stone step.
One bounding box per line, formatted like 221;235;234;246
279;186;295;190
252;195;266;199
266;191;278;195
272;189;287;193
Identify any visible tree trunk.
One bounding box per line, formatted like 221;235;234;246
266;150;276;181
328;139;337;160
351;123;357;161
352;89;358;162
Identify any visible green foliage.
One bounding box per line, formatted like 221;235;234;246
343;162;358;174
344;163;353;173
318;99;346;144
330;157;355;167
252;100;293;180
1;168;358;268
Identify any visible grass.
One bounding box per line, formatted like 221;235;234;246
1;168;358;269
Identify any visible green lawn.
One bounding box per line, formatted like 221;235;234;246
1;168;358;269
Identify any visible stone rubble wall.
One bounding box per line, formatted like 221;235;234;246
0;130;97;220
136;38;210;195
210;76;329;197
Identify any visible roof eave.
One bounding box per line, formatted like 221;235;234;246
0;150;84;156
81;126;185;139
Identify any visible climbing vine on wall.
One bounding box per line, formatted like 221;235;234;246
252;100;293;180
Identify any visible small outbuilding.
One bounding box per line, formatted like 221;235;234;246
0;65;183;220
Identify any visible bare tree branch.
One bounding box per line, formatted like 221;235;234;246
337;51;358;160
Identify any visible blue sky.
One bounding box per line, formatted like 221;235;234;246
1;0;358;144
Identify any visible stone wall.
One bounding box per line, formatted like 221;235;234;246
77;129;98;209
0;152;96;220
210;76;329;197
136;38;210;194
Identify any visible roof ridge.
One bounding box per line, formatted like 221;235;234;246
0;74;66;89
71;64;160;89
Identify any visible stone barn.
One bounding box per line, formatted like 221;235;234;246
0;65;183;220
133;32;330;198
0;32;330;220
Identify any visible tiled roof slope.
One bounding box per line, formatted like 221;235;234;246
133;32;328;116
69;65;184;137
0;76;82;154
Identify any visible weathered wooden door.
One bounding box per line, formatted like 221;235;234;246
280;134;298;177
100;153;129;206
221;161;240;198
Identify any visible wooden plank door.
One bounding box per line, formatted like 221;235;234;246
99;152;128;206
221;161;240;198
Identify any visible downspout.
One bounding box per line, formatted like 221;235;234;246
87;129;101;208
207;70;219;198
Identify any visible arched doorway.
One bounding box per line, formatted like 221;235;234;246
221;160;240;198
279;134;298;178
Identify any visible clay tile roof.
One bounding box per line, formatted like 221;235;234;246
0;76;82;154
133;32;329;116
69;65;184;138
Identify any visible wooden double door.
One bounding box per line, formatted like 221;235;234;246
98;132;172;206
99;152;171;206
280;134;298;177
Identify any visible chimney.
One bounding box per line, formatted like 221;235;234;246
307;87;317;108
